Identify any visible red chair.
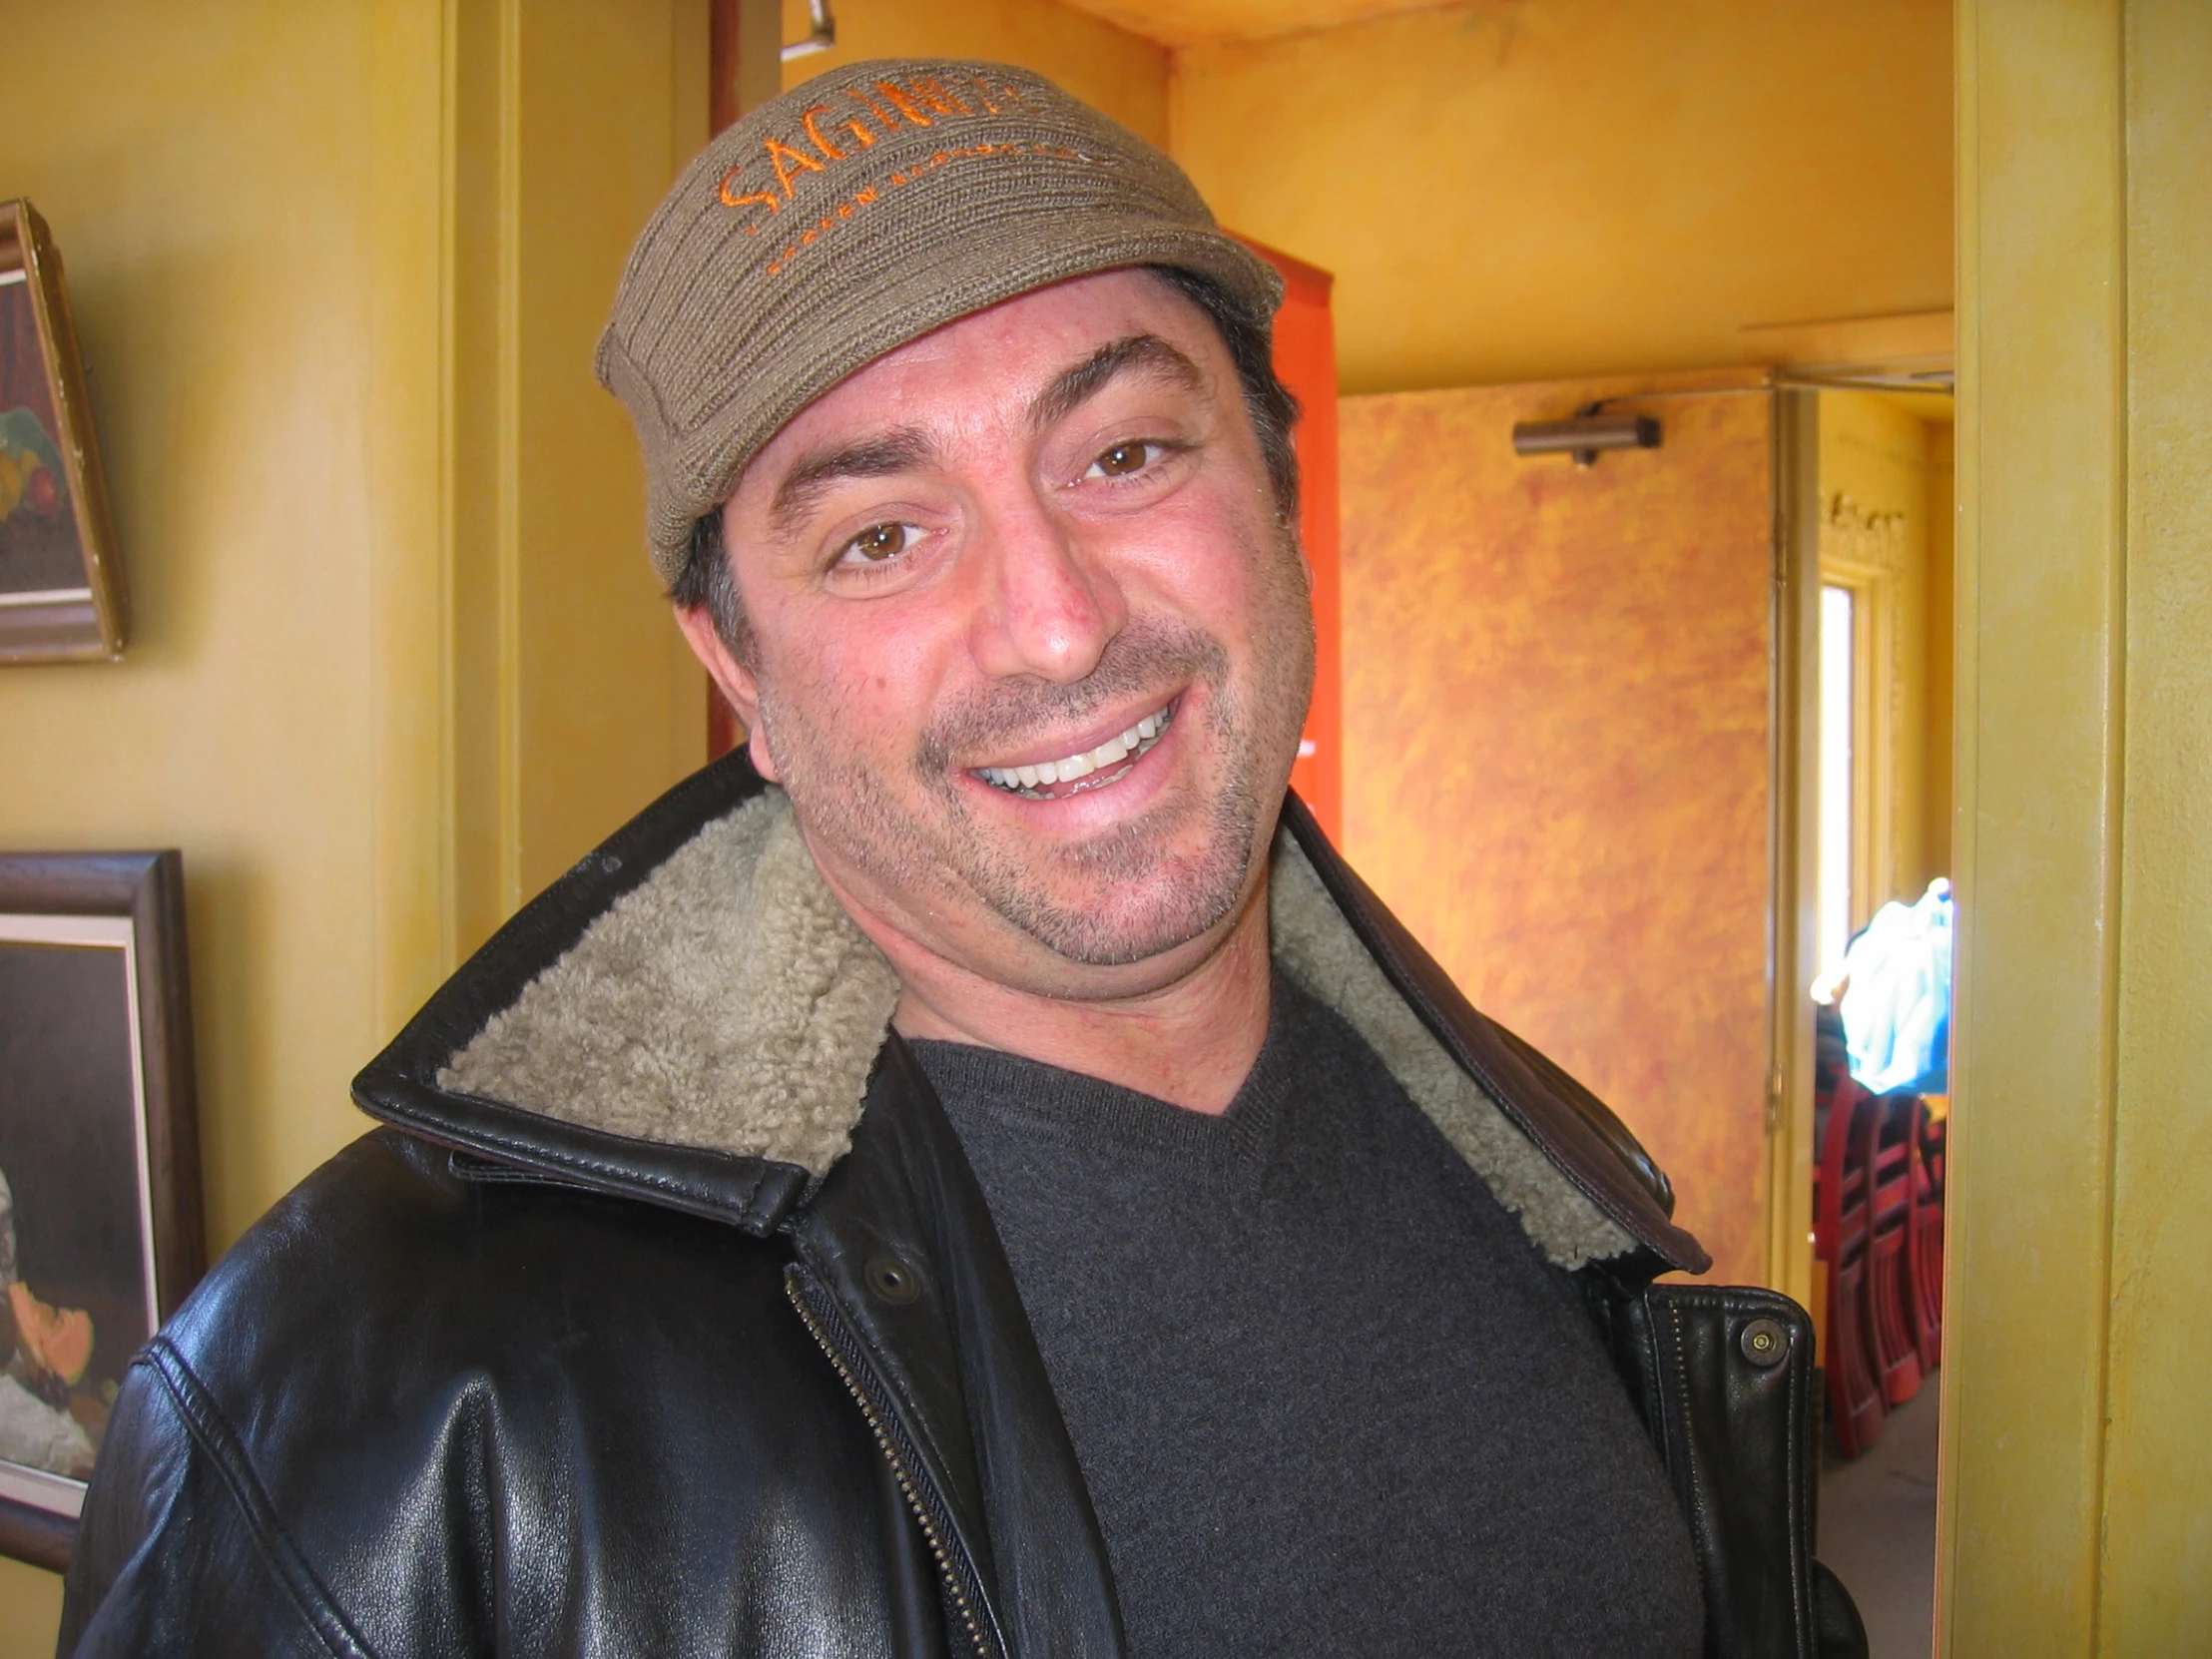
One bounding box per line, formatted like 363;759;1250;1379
1908;1105;1945;1371
1861;1089;1925;1408
1814;1074;1887;1457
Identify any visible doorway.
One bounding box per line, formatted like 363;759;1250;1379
1335;355;1953;1654
1804;381;1954;1659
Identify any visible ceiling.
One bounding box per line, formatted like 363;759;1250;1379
1054;0;1462;50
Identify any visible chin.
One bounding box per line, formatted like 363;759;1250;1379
1002;821;1273;970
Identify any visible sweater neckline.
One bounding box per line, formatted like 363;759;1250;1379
905;979;1309;1194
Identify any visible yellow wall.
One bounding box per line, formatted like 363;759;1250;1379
1170;0;1952;392
1943;0;2212;1647
0;1557;60;1659
0;3;386;1639
0;0;391;1293
0;1;705;1644
1923;418;1954;883
781;0;1170;146
506;3;712;903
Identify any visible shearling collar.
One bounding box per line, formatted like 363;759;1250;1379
354;753;1705;1273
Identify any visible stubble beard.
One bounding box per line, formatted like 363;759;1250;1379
758;531;1316;969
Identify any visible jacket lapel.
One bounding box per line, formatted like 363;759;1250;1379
1278;794;1708;1273
792;1041;1125;1659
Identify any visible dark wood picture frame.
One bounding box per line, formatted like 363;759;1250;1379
0;853;201;1572
0;199;126;663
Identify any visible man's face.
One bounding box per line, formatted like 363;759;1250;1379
685;269;1314;1000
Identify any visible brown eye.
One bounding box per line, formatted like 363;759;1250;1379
1091;442;1151;477
843;522;910;562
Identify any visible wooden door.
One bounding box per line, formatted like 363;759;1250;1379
1341;369;1784;1286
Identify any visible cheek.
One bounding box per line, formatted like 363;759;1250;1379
754;603;952;755
1111;488;1291;633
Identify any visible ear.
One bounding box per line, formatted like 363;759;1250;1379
674;604;780;784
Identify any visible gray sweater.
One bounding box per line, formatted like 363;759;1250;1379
910;975;1703;1659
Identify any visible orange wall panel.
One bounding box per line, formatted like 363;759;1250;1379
1341;373;1774;1284
1239;237;1343;845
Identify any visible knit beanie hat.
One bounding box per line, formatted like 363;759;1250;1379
596;59;1283;583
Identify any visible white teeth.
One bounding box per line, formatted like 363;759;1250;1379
973;700;1174;796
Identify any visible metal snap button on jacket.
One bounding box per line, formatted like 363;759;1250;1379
1739;1317;1788;1368
864;1254;922;1305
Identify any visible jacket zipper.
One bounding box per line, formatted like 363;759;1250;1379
786;1270;999;1659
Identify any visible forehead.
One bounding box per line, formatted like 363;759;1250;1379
734;269;1227;483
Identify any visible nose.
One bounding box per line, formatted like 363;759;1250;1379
964;490;1128;684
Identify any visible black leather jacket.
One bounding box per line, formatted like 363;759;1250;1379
61;754;1864;1658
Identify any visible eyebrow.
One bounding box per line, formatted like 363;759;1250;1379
1026;333;1207;434
763;336;1207;538
768;427;938;538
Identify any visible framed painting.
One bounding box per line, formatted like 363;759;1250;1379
0;853;201;1571
0;199;125;664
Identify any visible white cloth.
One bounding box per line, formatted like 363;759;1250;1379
1839;878;1953;1093
0;1372;95;1478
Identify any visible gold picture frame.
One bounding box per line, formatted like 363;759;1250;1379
0;200;124;663
0;852;204;1571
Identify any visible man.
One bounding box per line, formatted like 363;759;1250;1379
62;61;1859;1659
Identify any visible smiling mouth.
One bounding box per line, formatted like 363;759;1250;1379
971;699;1177;801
